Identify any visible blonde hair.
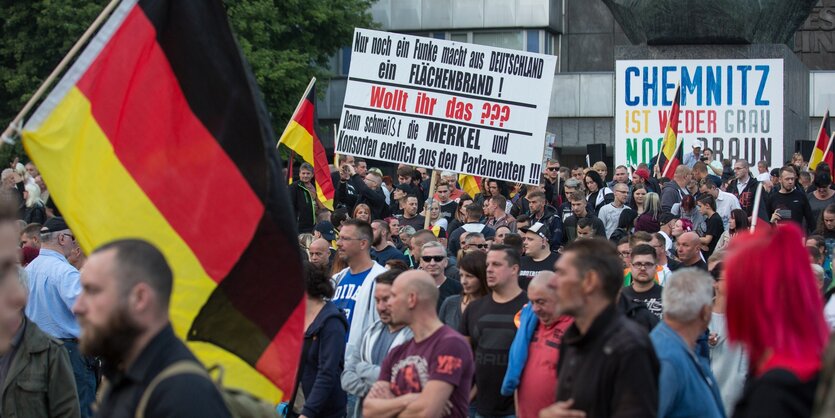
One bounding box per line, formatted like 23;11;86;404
24;183;43;208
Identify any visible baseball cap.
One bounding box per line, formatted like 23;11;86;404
41;216;69;233
314;221;336;241
520;222;551;240
658;213;678;225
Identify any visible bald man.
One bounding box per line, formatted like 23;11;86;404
673;232;707;271
308;238;332;270
501;272;573;418
364;271;474;418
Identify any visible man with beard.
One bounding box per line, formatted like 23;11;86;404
72;239;230;417
370;220;409;266
25;217;96;416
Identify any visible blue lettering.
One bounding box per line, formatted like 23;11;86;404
727;66;734;105
643;66;658;106
706;66;722;106
755;65;770;105
625;66;640;106
681;66;703;106
737;65;752;106
661;66;676;106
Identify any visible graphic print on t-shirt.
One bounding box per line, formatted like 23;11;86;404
390;355;429;395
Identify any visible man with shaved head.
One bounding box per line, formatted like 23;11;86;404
308;238;332;270
501;272;572;418
364;270;474;418
673;232;707;271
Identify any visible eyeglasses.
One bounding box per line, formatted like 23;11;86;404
473;244;489;249
633;262;655;270
60;233;75;242
546;167;559;171
619;251;631;257
421;255;445;263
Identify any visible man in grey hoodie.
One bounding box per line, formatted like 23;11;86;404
341;269;413;418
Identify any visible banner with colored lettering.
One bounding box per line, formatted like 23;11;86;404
337;28;557;185
615;59;784;168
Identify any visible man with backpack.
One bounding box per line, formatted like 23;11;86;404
73;239;231;417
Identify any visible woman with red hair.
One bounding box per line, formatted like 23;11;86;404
724;223;828;417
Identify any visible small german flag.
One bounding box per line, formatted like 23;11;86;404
658;85;683;179
809;110;831;175
22;0;304;402
280;80;336;210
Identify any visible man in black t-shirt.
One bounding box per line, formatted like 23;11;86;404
697;195;724;258
519;222;559;290
672;232;708;271
622;244;663;320
766;165;815;232
460;245;527;418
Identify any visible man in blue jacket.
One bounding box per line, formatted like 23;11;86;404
650;268;725;418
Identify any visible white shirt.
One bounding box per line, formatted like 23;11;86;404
715;191;741;230
825;295;835;330
735;176;750;195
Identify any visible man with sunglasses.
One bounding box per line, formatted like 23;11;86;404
419;242;462;312
24;216;97;416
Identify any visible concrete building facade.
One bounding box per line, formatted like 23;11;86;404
317;0;835;169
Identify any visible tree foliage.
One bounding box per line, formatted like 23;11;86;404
0;0;373;163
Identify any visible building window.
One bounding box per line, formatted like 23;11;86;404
472;31;524;50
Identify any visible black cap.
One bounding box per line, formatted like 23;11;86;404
41;216;69;233
658;212;678;225
315;221;336;241
520;222;551;240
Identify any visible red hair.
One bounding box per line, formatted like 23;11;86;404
724;223;828;380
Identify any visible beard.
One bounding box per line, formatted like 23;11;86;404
373;233;383;247
79;306;143;366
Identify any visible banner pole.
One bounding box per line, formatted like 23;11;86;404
424;170;439;230
1;0;123;144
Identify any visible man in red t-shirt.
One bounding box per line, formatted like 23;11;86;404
364;270;474;418
516;272;573;418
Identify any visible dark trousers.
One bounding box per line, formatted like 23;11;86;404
63;340;97;418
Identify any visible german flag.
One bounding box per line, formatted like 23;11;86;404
658;85;683;179
458;174;481;197
279;79;336;210
22;0;304;402
809;110;831;173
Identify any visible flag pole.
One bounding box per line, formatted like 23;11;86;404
1;0;122;144
277;77;317;148
749;182;764;231
661;139;682;179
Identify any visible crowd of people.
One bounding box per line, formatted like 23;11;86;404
1;148;835;417
291;149;835;418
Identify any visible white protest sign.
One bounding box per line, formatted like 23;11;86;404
336;28;557;185
615;59;784;167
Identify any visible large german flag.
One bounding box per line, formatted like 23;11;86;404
22;0;304;402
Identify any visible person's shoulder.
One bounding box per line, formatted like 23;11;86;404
607;313;655;351
147;368;231;418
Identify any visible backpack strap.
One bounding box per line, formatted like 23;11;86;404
135;361;210;418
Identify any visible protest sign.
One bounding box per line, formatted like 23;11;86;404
615;59;784;167
337;28;557;184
